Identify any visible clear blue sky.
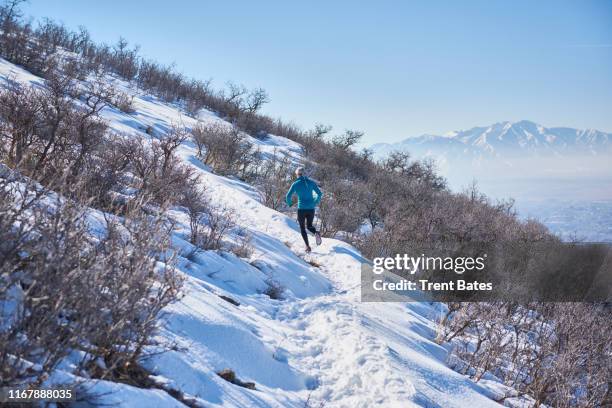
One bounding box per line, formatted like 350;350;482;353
21;0;612;144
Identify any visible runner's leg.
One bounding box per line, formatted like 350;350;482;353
305;209;317;234
297;209;310;246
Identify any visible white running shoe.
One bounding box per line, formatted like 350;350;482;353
315;232;322;246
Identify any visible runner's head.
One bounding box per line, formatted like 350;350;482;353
295;167;304;177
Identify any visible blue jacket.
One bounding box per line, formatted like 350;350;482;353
285;176;323;209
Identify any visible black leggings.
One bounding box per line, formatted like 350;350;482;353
297;209;317;246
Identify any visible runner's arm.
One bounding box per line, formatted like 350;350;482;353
285;183;296;207
313;183;323;205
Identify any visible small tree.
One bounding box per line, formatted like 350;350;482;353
332;129;363;150
253;150;293;210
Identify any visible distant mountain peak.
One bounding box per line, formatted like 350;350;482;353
370;121;612;160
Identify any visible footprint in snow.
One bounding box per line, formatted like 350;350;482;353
305;375;320;390
272;347;289;363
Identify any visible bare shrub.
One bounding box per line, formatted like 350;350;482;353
0;173;182;387
113;91;135;114
440;302;612;407
0;69;108;185
306;123;332;141
0;80;45;168
184;78;213;116
253;150;293;210
84;207;182;381
264;279;284;300
197;203;236;251
230;228;254;259
122;126;193;206
111;37;139;80
332;129;363;150
180;181;235;251
191;122;254;176
317;178;365;237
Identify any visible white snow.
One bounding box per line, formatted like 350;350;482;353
1;57;521;407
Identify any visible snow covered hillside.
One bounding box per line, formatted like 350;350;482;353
1;57;528;407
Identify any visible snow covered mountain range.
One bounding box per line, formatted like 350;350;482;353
370;120;612;161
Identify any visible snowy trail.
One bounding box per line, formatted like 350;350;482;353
274;293;418;407
268;241;500;408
